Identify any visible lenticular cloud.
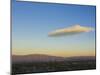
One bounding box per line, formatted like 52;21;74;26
48;25;94;37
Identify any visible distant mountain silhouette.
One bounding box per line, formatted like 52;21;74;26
12;54;95;63
12;54;66;63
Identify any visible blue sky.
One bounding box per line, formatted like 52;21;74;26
12;0;96;57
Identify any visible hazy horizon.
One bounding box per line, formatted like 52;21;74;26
12;0;96;57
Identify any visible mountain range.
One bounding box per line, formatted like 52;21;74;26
12;54;95;63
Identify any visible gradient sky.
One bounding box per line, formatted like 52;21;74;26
12;0;96;57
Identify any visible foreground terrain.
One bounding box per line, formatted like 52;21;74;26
12;60;96;74
12;55;96;74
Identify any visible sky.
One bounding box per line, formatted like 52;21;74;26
12;0;96;57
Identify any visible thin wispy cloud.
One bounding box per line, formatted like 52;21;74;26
48;25;94;37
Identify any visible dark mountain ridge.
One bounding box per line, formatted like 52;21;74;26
12;54;95;63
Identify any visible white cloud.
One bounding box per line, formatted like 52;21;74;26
48;25;94;37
